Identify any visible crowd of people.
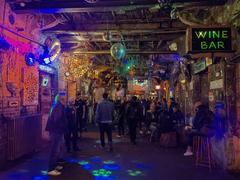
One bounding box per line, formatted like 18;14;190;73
45;93;226;176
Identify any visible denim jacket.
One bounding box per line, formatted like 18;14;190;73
95;99;114;123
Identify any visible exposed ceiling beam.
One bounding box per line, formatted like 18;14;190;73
59;34;184;43
72;50;178;55
9;0;158;14
44;22;185;31
45;28;186;35
92;17;173;24
9;0;227;14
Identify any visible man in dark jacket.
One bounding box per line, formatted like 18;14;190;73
172;105;184;128
95;93;114;152
184;104;214;156
65;99;80;152
46;94;67;176
75;93;86;137
126;96;142;145
116;99;125;138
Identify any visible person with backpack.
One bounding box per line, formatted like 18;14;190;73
126;96;142;145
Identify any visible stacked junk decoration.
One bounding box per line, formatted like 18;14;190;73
171;56;191;86
38;36;61;65
0;24;61;66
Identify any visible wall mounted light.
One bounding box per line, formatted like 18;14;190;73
25;53;35;66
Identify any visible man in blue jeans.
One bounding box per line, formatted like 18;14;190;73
95;93;114;152
46;94;67;176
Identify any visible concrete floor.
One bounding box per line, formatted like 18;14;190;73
0;129;238;180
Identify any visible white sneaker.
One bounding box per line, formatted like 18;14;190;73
184;151;193;156
48;170;61;176
55;166;63;171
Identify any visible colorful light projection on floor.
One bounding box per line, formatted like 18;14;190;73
32;170;49;180
103;160;120;171
78;160;89;165
103;164;120;171
33;175;49;180
2;156;150;180
62;156;150;179
103;160;115;164
92;169;112;177
127;170;143;177
41;170;48;176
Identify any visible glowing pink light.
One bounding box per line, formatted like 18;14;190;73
5;36;32;53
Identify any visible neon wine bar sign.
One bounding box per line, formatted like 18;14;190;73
191;27;232;52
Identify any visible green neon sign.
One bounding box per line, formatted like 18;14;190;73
191;28;232;52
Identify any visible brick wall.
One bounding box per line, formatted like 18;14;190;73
0;1;39;118
236;63;240;125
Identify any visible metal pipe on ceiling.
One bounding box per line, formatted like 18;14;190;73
72;50;178;55
0;23;45;47
45;29;186;35
9;0;227;14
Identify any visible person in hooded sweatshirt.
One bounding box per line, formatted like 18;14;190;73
126;96;142;145
46;94;67;176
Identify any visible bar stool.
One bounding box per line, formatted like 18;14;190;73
195;135;215;171
192;136;199;154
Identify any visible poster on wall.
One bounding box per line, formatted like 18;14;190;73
193;59;206;74
23;69;39;105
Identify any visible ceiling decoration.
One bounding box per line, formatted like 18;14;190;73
84;0;99;4
7;0;235;81
60;54;94;80
177;1;240;28
110;43;126;60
